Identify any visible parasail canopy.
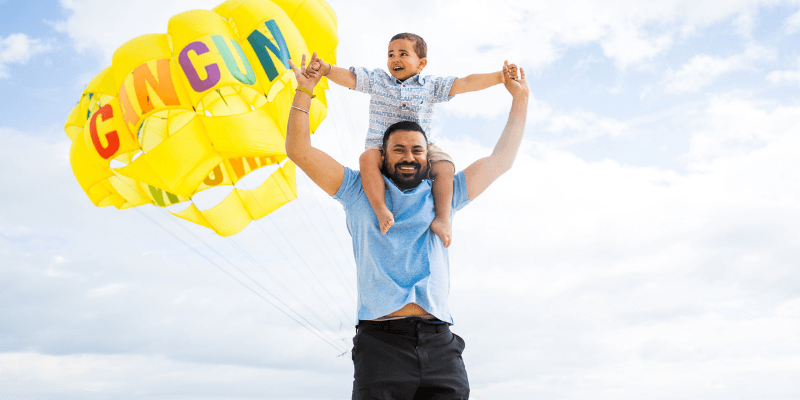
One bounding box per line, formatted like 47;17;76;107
65;0;338;236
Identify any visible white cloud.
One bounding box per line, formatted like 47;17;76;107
601;23;673;70
0;33;51;79
0;352;351;399
786;9;800;33
55;0;782;118
55;0;220;63
429;91;800;398
86;283;128;297
767;56;800;85
7;1;800;398
665;45;776;94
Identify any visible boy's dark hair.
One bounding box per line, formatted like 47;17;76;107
390;33;427;59
382;120;427;148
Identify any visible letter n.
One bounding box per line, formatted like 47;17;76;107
247;20;291;81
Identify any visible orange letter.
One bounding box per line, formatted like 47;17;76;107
132;59;180;114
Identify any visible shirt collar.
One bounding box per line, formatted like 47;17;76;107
395;74;422;85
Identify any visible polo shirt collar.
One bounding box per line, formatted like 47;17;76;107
395;74;422;85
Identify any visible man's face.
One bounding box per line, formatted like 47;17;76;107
382;130;429;189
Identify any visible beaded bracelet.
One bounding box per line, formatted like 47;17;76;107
296;86;315;98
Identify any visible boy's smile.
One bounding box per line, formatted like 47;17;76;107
387;39;427;81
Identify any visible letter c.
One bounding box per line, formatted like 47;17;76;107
89;104;120;159
179;41;222;92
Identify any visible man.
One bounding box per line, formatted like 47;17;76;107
286;53;528;400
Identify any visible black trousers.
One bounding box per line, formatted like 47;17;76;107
351;318;470;400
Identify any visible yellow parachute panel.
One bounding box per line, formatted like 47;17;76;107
64;0;337;236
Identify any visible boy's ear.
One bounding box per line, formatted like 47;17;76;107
418;57;428;71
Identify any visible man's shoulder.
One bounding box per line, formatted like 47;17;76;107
332;166;364;204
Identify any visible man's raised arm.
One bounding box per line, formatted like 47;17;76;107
463;62;529;200
285;53;345;196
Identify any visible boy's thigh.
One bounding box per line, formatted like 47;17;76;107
352;330;419;399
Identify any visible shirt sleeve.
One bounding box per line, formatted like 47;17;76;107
429;75;457;103
452;170;471;212
332;167;363;207
349;67;374;94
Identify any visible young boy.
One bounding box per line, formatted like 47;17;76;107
309;33;517;248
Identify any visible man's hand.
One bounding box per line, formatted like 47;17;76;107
502;61;527;98
288;52;324;91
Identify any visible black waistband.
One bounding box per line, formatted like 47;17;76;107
357;317;450;335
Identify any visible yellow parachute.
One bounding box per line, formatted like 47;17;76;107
64;0;337;236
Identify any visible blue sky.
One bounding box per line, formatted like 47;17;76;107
2;0;800;399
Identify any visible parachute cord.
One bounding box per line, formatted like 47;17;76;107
247;215;355;328
334;87;364;162
288;195;357;294
132;207;348;354
236;181;355;326
157;209;349;349
326;88;357;170
239;163;358;309
156;209;350;352
265;214;356;325
298;173;358;274
287;202;356;303
225;236;342;335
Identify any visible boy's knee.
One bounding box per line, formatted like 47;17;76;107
360;148;382;166
430;160;455;179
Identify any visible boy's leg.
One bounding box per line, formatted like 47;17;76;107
360;147;394;234
430;159;455;248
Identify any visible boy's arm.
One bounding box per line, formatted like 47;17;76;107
448;62;519;96
463;63;528;200
314;59;357;89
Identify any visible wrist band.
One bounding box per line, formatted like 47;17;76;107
291;105;309;114
324;63;333;76
296;86;315;98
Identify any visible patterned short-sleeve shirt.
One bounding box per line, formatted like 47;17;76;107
350;67;456;148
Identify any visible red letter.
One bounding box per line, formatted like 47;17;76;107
89;104;120;159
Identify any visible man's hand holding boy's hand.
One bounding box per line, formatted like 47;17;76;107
505;62;519;81
288;52;325;91
308;58;331;77
502;61;527;99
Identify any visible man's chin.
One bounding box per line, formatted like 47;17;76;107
397;174;425;186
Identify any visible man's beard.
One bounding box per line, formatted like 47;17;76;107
382;160;427;189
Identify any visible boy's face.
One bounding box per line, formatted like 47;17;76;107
387;39;427;81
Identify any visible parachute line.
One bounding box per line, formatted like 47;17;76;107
132;207;347;354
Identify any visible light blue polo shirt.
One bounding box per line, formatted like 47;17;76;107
333;167;471;324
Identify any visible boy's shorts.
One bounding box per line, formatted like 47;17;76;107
366;143;454;167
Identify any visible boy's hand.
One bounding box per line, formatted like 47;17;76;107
309;58;331;77
506;62;519;81
288;52;324;90
502;61;528;98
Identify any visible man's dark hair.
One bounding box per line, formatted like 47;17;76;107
390;33;427;59
382;120;427;149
